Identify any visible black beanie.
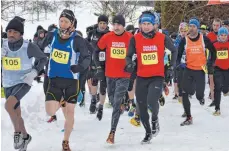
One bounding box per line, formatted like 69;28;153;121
112;15;125;27
59;9;75;23
13;16;25;24
98;15;108;23
5;18;24;35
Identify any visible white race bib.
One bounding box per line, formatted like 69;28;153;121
99;52;106;61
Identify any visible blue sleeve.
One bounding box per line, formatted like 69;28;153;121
174;35;181;48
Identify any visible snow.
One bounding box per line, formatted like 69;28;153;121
1;3;229;151
1;80;229;151
1;3;98;39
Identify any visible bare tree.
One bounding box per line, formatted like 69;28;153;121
1;0;25;21
1;0;82;23
90;1;140;24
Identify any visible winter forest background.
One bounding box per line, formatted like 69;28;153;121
1;1;229;35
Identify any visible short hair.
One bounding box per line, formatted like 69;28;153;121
213;18;222;26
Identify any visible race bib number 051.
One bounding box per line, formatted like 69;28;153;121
2;57;21;70
110;47;126;59
217;50;228;60
141;52;158;65
51;49;70;64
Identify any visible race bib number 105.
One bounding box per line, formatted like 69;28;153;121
141;52;158;65
51;49;70;64
2;57;21;70
110;47;126;59
217;50;228;60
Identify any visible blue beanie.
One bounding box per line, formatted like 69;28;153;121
189;18;200;28
140;14;155;25
218;27;229;36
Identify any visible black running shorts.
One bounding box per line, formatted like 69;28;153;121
46;77;79;104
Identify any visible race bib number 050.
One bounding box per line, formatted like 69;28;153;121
110;47;126;59
2;57;21;70
141;52;158;65
51;49;70;64
217;50;228;60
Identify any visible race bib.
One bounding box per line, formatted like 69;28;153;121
217;50;228;60
110;47;126;59
51;49;70;64
181;55;186;63
2;57;21;70
99;52;106;61
141;52;158;65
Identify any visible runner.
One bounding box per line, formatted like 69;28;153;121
94;15;132;144
207;18;222;106
175;22;189;104
86;15;110;117
40;9;90;150
75;30;94;107
178;18;216;126
1;17;47;150
212;27;229;116
125;11;177;143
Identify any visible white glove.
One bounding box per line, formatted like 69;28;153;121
21;69;38;86
1;48;7;58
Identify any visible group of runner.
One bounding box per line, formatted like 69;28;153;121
1;9;229;151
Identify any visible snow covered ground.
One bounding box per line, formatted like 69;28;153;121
1;80;229;151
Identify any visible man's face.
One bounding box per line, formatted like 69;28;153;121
98;21;108;31
212;21;221;32
39;32;45;38
188;24;198;36
219;34;228;42
59;17;72;30
113;23;124;35
7;29;21;43
141;22;154;33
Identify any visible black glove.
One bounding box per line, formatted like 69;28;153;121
165;66;174;83
95;67;105;80
70;65;84;73
207;65;214;75
124;62;136;73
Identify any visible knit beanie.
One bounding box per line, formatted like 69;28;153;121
112;15;125;27
5;18;24;35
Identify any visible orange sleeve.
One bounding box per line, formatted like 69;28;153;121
97;34;108;50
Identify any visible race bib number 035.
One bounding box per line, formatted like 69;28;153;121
51;49;70;64
217;50;228;60
2;57;21;70
141;52;158;65
110;47;126;59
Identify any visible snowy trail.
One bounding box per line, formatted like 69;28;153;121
1;82;229;151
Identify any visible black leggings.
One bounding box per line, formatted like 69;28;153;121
177;67;184;97
182;68;205;117
213;67;229;110
79;68;89;93
136;76;163;133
